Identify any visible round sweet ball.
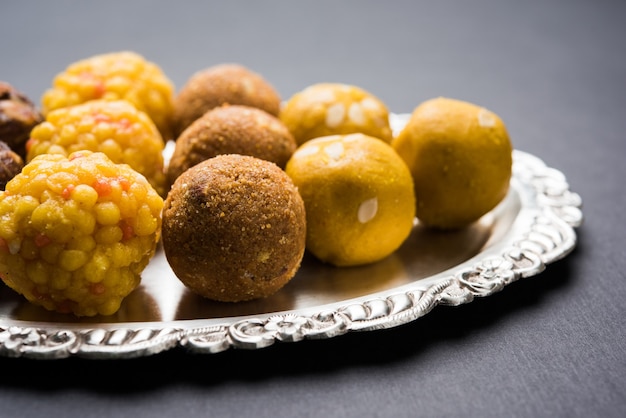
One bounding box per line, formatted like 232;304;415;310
162;154;306;302
280;83;393;146
172;64;282;138
27;99;167;197
167;105;296;185
0;141;24;191
0;81;43;159
392;97;513;229
285;133;415;267
41;51;176;140
0;150;164;317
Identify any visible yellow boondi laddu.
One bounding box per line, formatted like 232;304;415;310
27;99;167;197
41;51;175;140
280;83;393;146
0;151;164;317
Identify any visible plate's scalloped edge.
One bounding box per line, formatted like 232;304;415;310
0;148;583;360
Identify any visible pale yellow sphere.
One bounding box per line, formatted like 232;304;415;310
280;83;392;146
392;97;513;229
286;133;415;267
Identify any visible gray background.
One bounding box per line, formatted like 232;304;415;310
1;0;625;417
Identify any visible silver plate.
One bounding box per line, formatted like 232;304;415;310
0;114;583;359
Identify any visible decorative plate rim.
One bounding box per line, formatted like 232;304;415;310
0;114;583;359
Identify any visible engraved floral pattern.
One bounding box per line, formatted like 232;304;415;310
458;257;515;296
263;314;310;342
0;327;76;358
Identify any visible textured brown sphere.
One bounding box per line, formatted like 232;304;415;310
0;141;23;190
0;81;43;159
162;154;306;302
172;64;281;138
167;105;296;185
